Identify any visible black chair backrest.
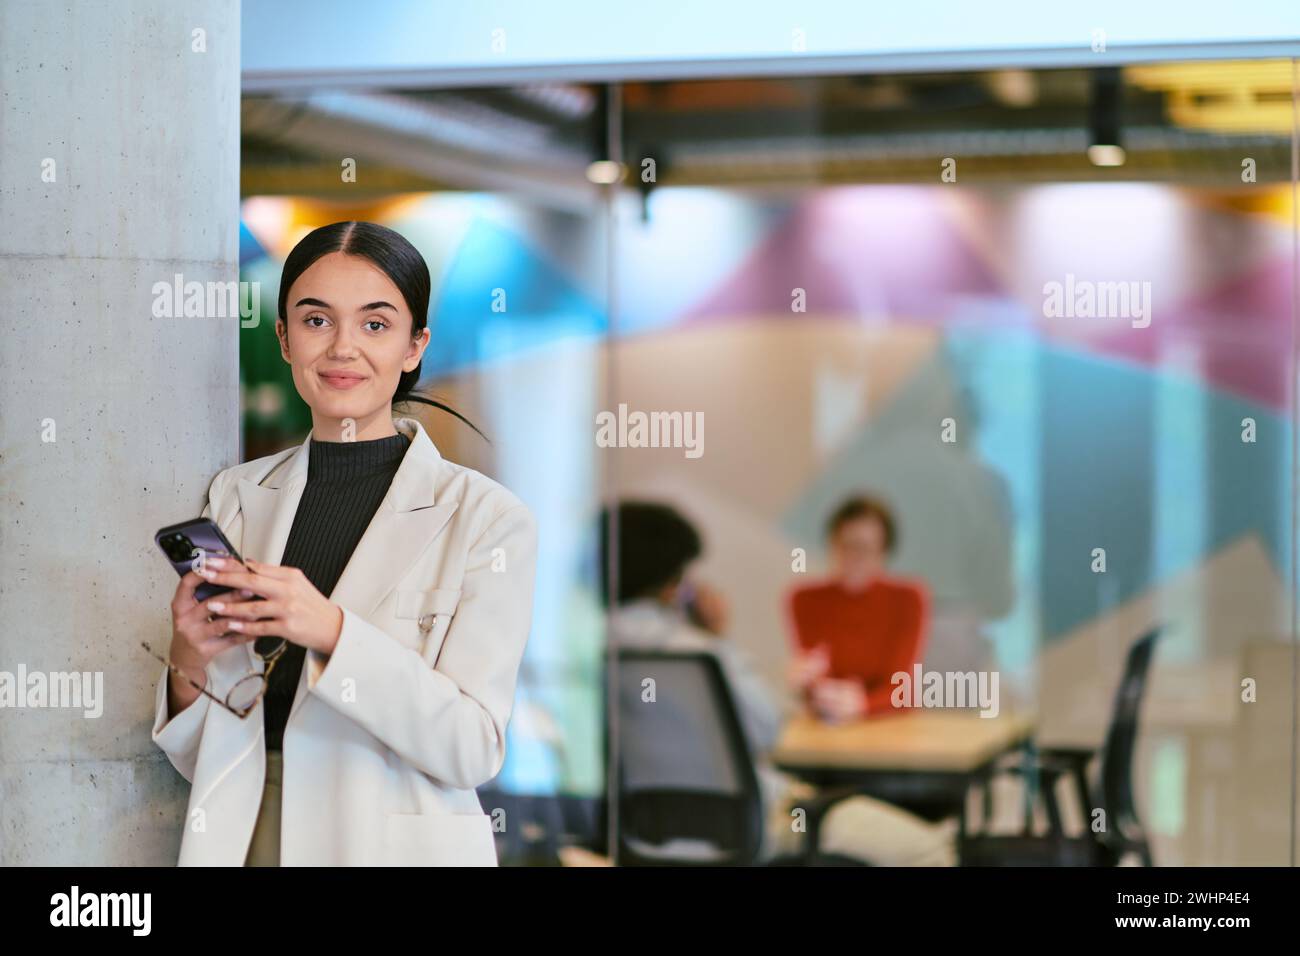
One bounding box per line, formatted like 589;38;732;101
612;648;765;865
1099;628;1161;837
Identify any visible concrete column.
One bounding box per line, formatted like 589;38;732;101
0;0;240;864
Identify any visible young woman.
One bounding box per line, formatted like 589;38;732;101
149;221;538;866
785;495;928;722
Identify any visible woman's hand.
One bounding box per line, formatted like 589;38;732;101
169;568;260;673
809;677;867;723
165;568;261;717
197;557;344;655
788;644;831;690
687;581;730;636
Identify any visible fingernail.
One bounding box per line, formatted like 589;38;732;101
239;589;254;598
207;557;226;568
198;569;215;578
228;621;243;631
208;601;225;612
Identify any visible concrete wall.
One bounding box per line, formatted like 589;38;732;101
0;0;240;864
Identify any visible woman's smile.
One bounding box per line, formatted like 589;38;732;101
317;369;369;390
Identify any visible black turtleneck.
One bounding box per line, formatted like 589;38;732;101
262;429;411;751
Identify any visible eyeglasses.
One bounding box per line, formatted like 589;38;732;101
141;635;287;719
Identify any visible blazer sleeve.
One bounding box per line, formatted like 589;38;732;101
304;502;539;790
150;475;226;782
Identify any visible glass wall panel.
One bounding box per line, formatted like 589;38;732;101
239;88;609;863
603;61;1299;866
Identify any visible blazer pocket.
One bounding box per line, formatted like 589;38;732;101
383;812;498;867
395;587;461;664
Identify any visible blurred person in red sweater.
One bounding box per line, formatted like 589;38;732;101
786;495;929;722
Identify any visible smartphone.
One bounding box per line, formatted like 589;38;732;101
155;517;249;602
674;578;709;630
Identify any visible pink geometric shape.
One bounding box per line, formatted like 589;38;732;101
681;187;1003;326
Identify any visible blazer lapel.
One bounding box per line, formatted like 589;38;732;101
235;443;307;672
231;418;459;694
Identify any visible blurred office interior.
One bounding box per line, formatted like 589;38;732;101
236;31;1299;865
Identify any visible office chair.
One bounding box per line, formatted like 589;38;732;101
610;648;767;865
960;627;1161;866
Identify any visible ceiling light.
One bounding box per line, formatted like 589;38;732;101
586;160;625;184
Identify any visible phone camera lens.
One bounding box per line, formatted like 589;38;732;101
163;534;195;563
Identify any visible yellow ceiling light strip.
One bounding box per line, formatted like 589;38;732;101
1125;60;1296;135
1198;186;1296;227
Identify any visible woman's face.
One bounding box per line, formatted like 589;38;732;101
276;252;429;428
831;514;888;586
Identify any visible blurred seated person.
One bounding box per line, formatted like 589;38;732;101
601;500;954;865
786;495;928;722
600;501;781;758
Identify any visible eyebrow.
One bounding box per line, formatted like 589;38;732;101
294;297;398;312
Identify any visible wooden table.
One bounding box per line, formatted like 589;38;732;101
772;710;1036;856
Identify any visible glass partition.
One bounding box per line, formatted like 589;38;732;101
603;61;1300;866
239;89;610;862
236;56;1299;868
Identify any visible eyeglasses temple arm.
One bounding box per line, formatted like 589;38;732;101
140;642;242;717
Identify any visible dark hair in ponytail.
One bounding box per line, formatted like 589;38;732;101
277;220;488;442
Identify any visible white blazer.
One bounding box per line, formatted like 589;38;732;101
150;416;538;866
